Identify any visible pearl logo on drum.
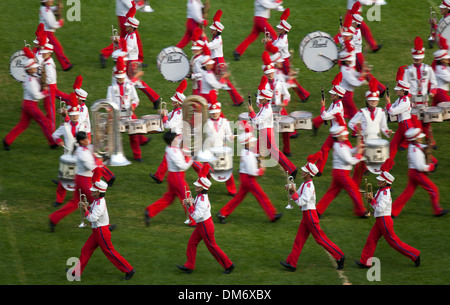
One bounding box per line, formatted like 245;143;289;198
311;39;329;48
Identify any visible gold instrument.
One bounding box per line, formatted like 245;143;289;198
40;60;47;89
263;27;271;44
158;99;167;133
362;178;373;216
78;190;88;228
55;0;63;20
181;95;216;162
429;7;437;48
112;25;120;51
426;125;434;165
285;171;296;209
91;99;131;166
184;186;194;224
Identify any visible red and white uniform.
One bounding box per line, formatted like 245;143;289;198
340;65;366;118
234;0;282;56
386;94;414;160
176;0;204;49
219;148;279;221
284;179;345;268
403;63;437;106
432;63;450;105
41;56;58;131
346;0;380;51
392;143;444;217
49;144;97;226
190;53;204;95
249;102;297;175
358;186;420;267
145;145;196;224
77;196;134;276
183;192;234;270
199;69;228;104
39;5;72;70
316;141;367;217
4;74;56;147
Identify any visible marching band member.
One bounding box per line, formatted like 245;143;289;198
73;169;135;280
52;93;89;207
233;0;283;61
204;101;237;196
335;12;364;72
190;28;206;95
315;116;369;218
429;0;450;47
176;0;206;49
348;78;392;187
39;0;72;71
100;0;144;68
355;165;421;269
49;131;97;231
248;75;298;178
107;56;149;162
217;129;283;223
176;164;235;274
270;8;310;102
391;128;448;217
385;80;415;161
3;47;56;151
205;10;245;106
280;152;345;272
145;131;196;226
431;36;450;106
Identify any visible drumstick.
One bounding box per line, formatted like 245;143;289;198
322;86;328;126
339;14;343;27
385;83;390;98
319;53;338;64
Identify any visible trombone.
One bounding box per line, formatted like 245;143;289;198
78;190;88;228
285;171;296;209
183;186;194;224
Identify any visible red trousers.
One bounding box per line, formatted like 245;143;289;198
235;16;277;55
49;175;93;225
45;31;72;70
342;91;358;119
257;128;297;175
389;119;414;161
154;153;202;181
315;135;353;174
392;169;442;217
129;113;149;159
100;16;144;62
184;217;233;270
145;171;196;225
358;216;420;267
316;169;367;217
44;84;58;131
286;209;345;268
136;80;160;104
432;88;450;106
4;100;56;146
219;173;277;221
77;226;134;275
352;161;368;189
282;58;310;101
176;18;201;49
214;57;244;105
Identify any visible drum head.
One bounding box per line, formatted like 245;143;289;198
157;46;190;83
365;138;389;147
60;179;76;192
9;50;28;82
60;154;77;163
210;146;233;154
299;32;338;73
210;169;233;182
290;111;312;119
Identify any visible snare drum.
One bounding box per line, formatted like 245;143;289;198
275;116;295;133
156;46;190;82
141;114;163;133
289;111;312;130
128;119;148;135
411;107;424;121
364;139;389;164
58;154;77;180
9;50;29;82
423;107;444;123
210;146;233;171
299;31;338;73
437;102;450;120
119;118;130;133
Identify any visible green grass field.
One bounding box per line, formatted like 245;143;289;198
0;0;449;287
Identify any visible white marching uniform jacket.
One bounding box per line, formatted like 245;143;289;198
124;31;139;61
186;0;204;23
205;117;234;148
107;80;140;119
407;143;433;172
163;107;183;135
76;145;97;177
189;193;211;223
403;63;437;96
348;107;390;140
239;148;263;176
86;197;110;228
43;57;57;85
39;6;61;32
320;99;344;127
166;145;193;172
200;69;227;95
387;95;411;122
337;30;362;54
434;64;450;91
254;0;282;18
207;35;224;59
23;75;46;101
370;186;392;218
78;103;91;134
291;179;316;211
52;121;88;152
116;0;133;17
250;102;274;129
332;141;362;170
272;34;290;59
267;77;290;112
340;65;366;92
190;54;203;89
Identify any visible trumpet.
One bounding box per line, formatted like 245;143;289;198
183;186;194;224
262;27;271;44
112;25;120;50
78;190;88;228
363;178;373;216
428;7;437;49
285;171;296;209
157;99;167;132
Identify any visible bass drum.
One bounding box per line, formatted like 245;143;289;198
58;154;77;191
364;139;390;175
299;31;338;73
9;50;29;82
209;146;233;182
156;46;190;83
